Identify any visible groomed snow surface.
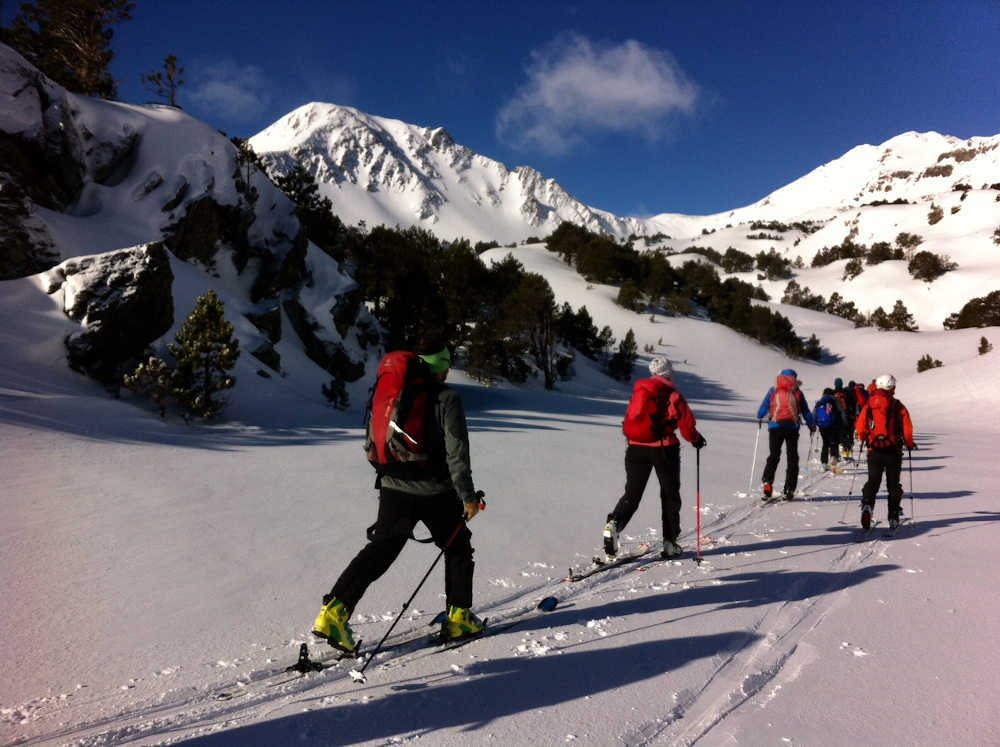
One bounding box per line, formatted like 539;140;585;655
3;242;1000;746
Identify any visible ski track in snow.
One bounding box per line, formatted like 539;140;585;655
11;460;913;746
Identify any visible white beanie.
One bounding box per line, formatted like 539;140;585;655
649;355;673;379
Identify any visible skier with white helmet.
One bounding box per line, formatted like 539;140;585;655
602;355;705;561
855;373;916;530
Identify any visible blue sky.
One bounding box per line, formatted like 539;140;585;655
10;1;1000;217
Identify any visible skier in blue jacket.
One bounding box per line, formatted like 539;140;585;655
756;369;815;500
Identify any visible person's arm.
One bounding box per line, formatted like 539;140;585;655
439;389;477;503
672;392;702;445
899;403;915;448
798;392;815;428
855;404;870;443
756;389;773;420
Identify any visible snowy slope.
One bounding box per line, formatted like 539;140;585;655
3;238;1000;745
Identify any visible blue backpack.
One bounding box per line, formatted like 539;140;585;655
816;398;836;428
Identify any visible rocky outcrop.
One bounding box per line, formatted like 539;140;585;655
0;175;58;279
46;243;174;386
281;298;364;382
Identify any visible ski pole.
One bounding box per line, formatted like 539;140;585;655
747;421;762;497
695;447;703;565
841;439;865;524
908;448;915;523
350;493;485;682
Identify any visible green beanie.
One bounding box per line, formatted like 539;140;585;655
419;347;451;373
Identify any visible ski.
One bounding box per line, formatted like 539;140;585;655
428;594;560;651
565;543;652;582
853;520;882;542
882;517;912;538
213;643;352;700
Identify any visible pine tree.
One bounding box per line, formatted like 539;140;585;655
979;336;993;355
888;299;919;331
5;0;135;98
168;290;239;419
607;329;638;381
916;354;943;372
142;53;184;106
804;333;822;361
123;355;172;418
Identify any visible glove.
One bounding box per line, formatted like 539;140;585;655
463;490;486;521
692;434;707;450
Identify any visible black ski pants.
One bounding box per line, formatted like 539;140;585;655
608;443;682;543
861;447;904;519
328;487;474;612
818;425;839;464
761;427;800;494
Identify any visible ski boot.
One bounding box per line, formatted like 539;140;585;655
312;597;357;655
661;540;683;559
783;489;795;501
860;504;872;530
441;605;485;642
888;514;901;530
603;518;619;560
762;483;773;499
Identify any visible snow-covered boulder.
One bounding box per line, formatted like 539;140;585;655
46;243;174;385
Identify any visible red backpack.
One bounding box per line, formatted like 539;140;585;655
865;391;901;448
623;377;677;442
365;351;440;476
769;374;800;424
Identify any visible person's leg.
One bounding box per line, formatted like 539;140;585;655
885;451;904;520
783;429;800;495
327;489;414;611
609;445;653;530
654;444;682;544
420;492;475;609
861;450;886;510
762;428;783;488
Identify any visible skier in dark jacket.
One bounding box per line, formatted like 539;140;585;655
312;337;485;654
756;368;815;500
813;388;843;469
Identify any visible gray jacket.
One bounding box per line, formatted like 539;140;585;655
379;385;477;503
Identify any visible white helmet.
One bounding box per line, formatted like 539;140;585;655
649;355;674;379
875;373;896;390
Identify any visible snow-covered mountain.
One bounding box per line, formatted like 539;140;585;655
251;101;1000;243
249;102;652;243
251;102;1000;330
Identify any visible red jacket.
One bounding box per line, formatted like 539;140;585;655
625;376;701;447
856;389;915;449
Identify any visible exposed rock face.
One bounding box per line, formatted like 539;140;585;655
45;243;174;386
0;176;58;279
282;298;364;382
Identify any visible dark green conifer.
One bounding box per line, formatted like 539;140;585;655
168;290;239;419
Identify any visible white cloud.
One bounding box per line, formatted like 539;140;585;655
188;61;272;123
497;33;699;154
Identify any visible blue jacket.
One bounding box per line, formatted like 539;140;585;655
757;387;815;430
813;393;842;428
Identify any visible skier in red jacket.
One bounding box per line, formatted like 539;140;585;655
602;356;705;561
855;373;916;530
